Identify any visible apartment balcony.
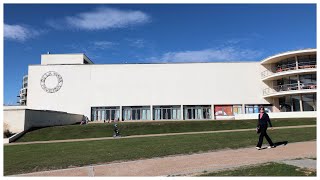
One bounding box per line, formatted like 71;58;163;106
16;97;27;105
261;61;316;81
20;88;27;95
263;82;317;98
23;75;28;82
20;95;27;100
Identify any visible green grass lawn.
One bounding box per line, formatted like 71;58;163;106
200;162;316;176
16;118;316;142
4;127;316;176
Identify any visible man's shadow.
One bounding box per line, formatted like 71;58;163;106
259;141;288;150
274;141;288;147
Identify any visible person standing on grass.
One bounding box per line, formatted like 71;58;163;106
256;106;275;150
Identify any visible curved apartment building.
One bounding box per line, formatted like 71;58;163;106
17;75;28;105
261;49;317;112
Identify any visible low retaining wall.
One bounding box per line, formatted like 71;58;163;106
235;111;317;120
3;131;26;144
4;106;84;134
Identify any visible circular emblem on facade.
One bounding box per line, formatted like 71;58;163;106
40;71;63;93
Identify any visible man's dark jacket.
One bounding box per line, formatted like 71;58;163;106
257;113;273;128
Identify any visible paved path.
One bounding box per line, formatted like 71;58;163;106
18;141;316;176
7;124;316;146
280;159;317;170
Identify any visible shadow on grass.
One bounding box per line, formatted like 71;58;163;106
13;123;80;142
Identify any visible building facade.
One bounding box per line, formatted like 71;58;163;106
20;49;316;121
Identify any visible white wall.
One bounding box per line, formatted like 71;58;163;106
4;108;26;133
3;107;84;133
27;62;270;119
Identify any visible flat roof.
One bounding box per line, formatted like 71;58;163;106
37;48;316;66
29;60;261;66
261;48;316;65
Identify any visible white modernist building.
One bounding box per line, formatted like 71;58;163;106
18;49;317;121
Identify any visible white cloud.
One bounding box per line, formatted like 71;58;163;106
127;39;145;48
48;7;150;30
148;47;263;63
66;41;117;51
92;41;117;50
4;23;42;41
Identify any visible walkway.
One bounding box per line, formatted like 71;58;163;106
279;159;316;170
17;141;316;176
7;124;316;146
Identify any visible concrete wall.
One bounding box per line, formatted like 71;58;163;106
3;107;26;133
27;62;269;119
235;111;317;120
3;106;84;134
24;110;84;130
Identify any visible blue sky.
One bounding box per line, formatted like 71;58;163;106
4;4;316;105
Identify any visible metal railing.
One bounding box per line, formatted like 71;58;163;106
261;61;317;78
263;82;317;96
300;82;317;90
298;61;317;69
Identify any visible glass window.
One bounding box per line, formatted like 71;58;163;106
276;75;299;91
298;55;316;64
184;105;211;120
245;105;254;114
122;106;150;120
154;109;160;120
298;55;317;69
245;104;272;114
302;94;316;111
106;110;110;120
176;109;180;119
276;57;296;72
172;109;177;119
111;110;115;120
279;96;292;112
146;109;151;120
291;95;301;112
300;74;316;89
264;106;273;113
187;109;192;119
233;105;242;115
91;106;120;121
153;106;181;120
97;110;101;121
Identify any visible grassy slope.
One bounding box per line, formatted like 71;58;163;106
200;162;316;176
16;118;316;142
4;127;316;175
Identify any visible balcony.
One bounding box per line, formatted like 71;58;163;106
20;95;26;100
263;82;317;97
261;61;316;79
20;88;27;95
